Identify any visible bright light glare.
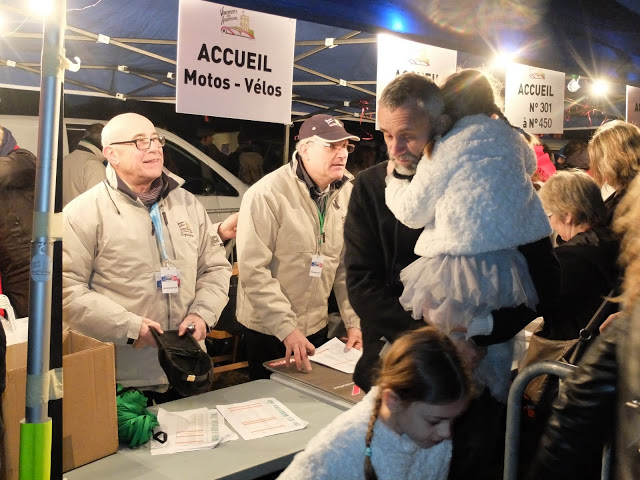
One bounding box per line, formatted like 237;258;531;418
491;51;516;69
390;17;404;32
591;79;609;96
29;0;54;16
0;14;5;33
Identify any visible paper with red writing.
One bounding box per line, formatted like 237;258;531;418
216;398;308;440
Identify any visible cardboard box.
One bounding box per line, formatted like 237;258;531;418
2;330;118;479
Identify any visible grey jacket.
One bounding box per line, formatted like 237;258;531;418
62;140;107;207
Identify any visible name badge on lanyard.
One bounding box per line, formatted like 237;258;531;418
157;266;180;293
309;254;324;278
150;203;180;294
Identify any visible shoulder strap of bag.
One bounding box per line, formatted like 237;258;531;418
568;288;616;364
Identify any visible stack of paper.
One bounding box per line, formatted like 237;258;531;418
216;397;308;440
309;337;363;374
150;408;238;455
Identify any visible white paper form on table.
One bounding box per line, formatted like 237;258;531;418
309;337;363;374
216;398;308;440
150;408;237;455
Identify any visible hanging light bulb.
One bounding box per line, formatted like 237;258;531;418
567;75;581;93
28;0;54;16
591;79;609;96
491;51;516;70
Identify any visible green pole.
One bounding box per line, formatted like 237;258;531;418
19;420;52;480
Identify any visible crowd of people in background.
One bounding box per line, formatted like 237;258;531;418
0;67;639;479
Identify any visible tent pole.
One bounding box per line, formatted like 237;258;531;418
283;123;290;165
24;0;65;427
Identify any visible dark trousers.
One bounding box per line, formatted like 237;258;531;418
449;387;507;480
245;326;328;380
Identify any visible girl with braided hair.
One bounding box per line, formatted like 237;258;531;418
385;69;552;403
278;326;471;480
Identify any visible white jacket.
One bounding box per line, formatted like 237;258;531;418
278;387;452;480
62;165;231;388
236;154;360;341
386;114;551;257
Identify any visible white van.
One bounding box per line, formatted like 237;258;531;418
0;115;248;224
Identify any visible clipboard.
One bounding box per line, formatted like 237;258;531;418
263;357;365;406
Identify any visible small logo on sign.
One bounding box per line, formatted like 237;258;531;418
528;67;546;80
220;7;255;39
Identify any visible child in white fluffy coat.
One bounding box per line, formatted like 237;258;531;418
278;327;471;480
385;70;551;402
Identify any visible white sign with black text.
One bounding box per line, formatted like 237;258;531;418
176;0;296;124
626;85;640;126
376;34;457;128
504;64;564;134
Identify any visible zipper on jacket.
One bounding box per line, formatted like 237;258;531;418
159;204;178;261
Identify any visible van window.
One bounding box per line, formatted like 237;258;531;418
163;141;239;197
67;125;88;151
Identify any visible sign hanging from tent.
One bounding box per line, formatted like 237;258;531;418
504;63;564;134
626;85;640;126
176;1;296;124
376;34;457;127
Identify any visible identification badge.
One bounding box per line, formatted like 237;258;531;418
156;266;180;293
309;254;324;278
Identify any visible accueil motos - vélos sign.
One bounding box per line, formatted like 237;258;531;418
177;1;296;124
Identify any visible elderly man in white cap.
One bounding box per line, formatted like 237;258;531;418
236;114;363;379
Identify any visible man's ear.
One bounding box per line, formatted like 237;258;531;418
298;141;310;160
434;114;452;137
103;146;119;166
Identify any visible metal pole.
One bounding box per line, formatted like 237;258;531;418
283;123;291;165
25;0;66;424
503;361;576;480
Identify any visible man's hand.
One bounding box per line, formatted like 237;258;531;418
283;329;316;372
179;313;208;341
343;327;363;351
450;332;487;371
599;311;622;333
218;212;239;242
133;318;164;349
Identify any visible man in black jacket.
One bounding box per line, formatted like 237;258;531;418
345;73;560;479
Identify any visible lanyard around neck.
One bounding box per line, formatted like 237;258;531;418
316;196;328;247
149;203;169;264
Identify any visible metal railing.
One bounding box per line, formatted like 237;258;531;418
503;360;613;480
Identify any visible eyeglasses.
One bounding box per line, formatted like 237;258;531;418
310;140;355;154
109;136;166;150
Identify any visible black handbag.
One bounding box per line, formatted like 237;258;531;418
521;289;617;405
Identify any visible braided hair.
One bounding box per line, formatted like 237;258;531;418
363;326;472;480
